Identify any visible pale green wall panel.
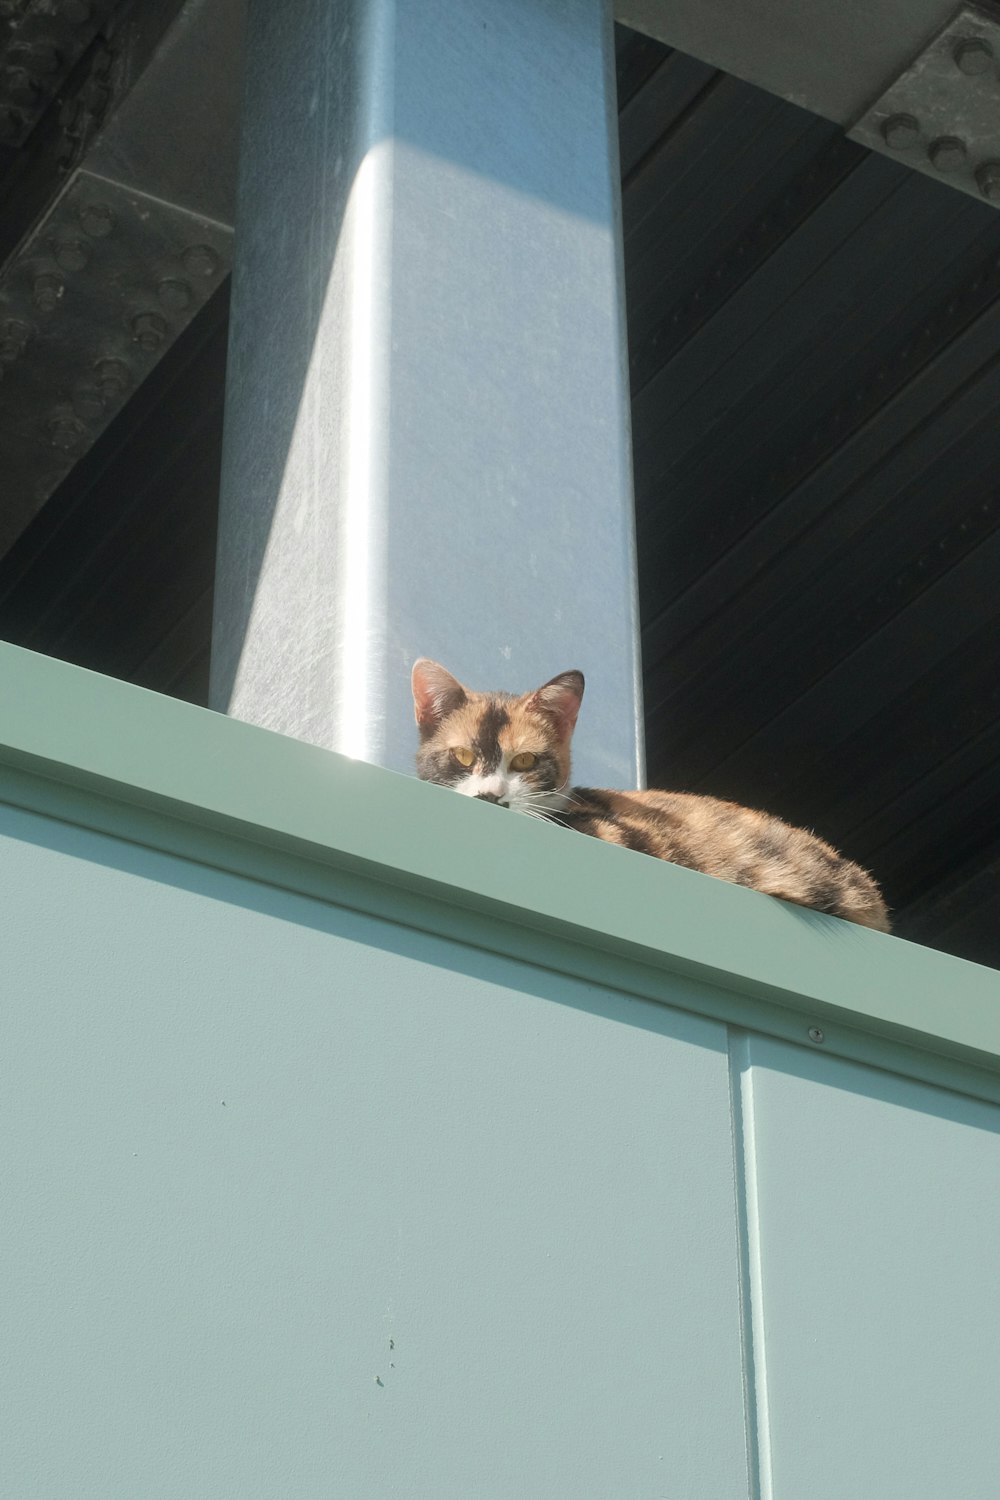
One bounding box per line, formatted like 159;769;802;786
738;1034;1000;1500
2;804;751;1498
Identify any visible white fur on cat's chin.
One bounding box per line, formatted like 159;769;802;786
456;774;571;817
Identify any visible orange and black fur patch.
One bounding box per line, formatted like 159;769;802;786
411;659;890;933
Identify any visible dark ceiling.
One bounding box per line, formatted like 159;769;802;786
0;23;997;969
619;27;1000;967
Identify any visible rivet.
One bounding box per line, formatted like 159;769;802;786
882;113;920;150
79;201;114;237
33;272;64;312
47;413;85;452
131;311;166;350
72;383;105;420
807;1027;825;1045
54;238;88;272
0;317;31;361
976;161;1000;203
94;357;131;398
928;136;968;172
5;67;41;106
157;277;192;311
954;37;994;75
182;244;218;277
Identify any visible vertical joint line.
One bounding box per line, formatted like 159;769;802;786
728;1028;772;1500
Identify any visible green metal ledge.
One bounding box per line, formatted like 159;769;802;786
0;640;997;1098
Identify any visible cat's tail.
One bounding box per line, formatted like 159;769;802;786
760;860;891;933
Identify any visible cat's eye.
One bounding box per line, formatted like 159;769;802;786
451;746;475;768
509;751;538;772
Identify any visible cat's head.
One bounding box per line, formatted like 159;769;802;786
411;659;584;816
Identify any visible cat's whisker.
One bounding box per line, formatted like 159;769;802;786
519;782;581;807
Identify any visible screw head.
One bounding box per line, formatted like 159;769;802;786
977;161;1000;202
182;244;218;278
54;238;88;271
882;113;920;151
157;277;192;311
131;311;167;350
33;272;64;312
954;37;994;75
807;1026;825;1045
94;357;131;399
47;413;85;452
0;318;31;362
79;201;114;237
928;136;968;172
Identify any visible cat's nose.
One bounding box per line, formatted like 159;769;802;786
476;792;509;807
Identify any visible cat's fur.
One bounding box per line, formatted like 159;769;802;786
412;659;890;932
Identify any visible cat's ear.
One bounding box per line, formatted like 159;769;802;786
525;670;584;740
411;659;468;733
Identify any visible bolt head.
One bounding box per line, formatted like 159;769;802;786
0;317;31;362
94;357;131;399
47;414;85;452
9;41;60;75
5;66;41;106
928;135;968;172
131;311;167;350
182;244;219;278
72;383;105;420
882;113;920;151
954;37;994;75
79;201;114;237
807;1027;825;1045
977;161;1000;202
33;273;64;312
54;238;88;271
158;277;192;311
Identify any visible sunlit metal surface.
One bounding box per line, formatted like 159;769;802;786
212;0;644;788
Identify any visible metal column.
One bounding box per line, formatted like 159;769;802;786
211;0;644;788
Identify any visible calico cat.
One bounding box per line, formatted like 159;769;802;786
412;658;890;932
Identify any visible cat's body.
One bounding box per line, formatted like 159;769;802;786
412;659;890;933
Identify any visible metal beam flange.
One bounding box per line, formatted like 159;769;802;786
0;169;229;550
850;3;1000;207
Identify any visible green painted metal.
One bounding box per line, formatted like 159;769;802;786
734;1034;1000;1499
4;640;1000;1497
2;799;752;1497
0;640;997;1093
